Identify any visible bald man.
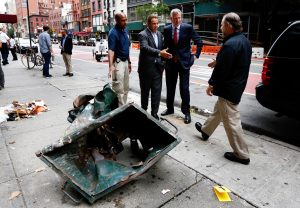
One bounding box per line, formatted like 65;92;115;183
108;12;131;106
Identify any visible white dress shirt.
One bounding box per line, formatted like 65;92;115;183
0;32;9;43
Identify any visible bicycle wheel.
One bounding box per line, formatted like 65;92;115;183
35;55;44;66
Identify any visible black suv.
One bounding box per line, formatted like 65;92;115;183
256;21;300;119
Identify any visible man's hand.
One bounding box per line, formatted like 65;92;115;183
194;55;198;61
128;63;132;74
160;48;172;59
108;65;116;78
208;59;216;68
206;85;213;96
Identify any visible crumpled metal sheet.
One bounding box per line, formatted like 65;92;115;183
36;85;181;204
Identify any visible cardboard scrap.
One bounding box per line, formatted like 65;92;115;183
9;191;21;200
213;185;231;202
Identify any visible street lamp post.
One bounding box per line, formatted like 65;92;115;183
26;0;32;47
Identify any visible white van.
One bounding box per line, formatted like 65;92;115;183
93;39;108;62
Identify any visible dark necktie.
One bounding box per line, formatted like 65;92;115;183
174;27;178;45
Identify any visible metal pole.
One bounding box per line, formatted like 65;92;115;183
247;15;250;39
216;16;220;46
26;0;32;48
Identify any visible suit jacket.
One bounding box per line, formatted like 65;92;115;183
164;23;203;69
60;36;73;55
138;28;164;77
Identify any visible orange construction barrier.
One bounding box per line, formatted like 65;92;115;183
191;45;221;55
131;43;140;50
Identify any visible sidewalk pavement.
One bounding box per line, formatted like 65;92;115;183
0;60;299;208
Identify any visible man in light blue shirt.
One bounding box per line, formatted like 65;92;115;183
38;26;53;78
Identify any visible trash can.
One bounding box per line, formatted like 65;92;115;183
36;102;181;204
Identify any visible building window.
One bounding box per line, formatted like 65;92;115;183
113;0;115;7
98;0;101;11
92;2;95;12
36;18;38;21
104;12;107;20
104;0;106;9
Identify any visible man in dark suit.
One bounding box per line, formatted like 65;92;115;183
161;8;203;124
138;14;172;119
60;29;73;77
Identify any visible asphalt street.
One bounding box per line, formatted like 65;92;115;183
53;45;300;147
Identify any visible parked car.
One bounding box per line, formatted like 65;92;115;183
256;20;300;120
86;38;96;46
94;39;108;62
72;39;78;45
15;38;38;54
78;39;86;46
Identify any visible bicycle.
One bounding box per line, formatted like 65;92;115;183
21;47;44;69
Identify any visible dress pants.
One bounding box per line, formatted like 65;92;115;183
139;68;162;115
41;52;51;76
10;47;18;60
1;43;9;64
165;61;190;114
0;59;4;88
62;53;72;73
201;97;250;159
112;60;129;106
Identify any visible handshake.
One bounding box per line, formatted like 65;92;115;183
159;48;172;59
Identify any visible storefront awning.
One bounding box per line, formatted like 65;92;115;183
73;31;92;37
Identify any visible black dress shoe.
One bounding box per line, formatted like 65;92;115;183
195;122;209;141
68;73;74;77
161;109;174;116
224;152;250;165
63;73;70;76
151;113;159;120
184;113;191;124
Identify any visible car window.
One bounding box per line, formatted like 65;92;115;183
269;22;300;58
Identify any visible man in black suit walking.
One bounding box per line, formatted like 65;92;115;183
60;29;73;77
161;8;203;124
138;14;172;119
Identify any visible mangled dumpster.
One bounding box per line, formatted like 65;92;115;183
36;84;181;204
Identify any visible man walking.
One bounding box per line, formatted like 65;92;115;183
60;29;73;77
108;12;131;106
0;27;10;65
9;35;18;61
138;14;172;119
195;12;252;165
161;8;203;124
38;26;53;78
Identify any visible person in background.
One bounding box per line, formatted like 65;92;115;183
9;35;18;61
138;14;172;119
0;54;4;90
0;27;10;65
161;8;203;124
108;12;131;106
60;29;73;77
195;12;252;165
38;25;53;78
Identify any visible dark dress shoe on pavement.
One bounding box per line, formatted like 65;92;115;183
184;113;191;124
224;152;250;165
44;74;53;78
161;109;174;116
63;73;70;76
195;122;209;141
151;113;159;120
68;73;74;77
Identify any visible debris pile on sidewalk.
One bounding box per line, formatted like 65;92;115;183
0;100;48;123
